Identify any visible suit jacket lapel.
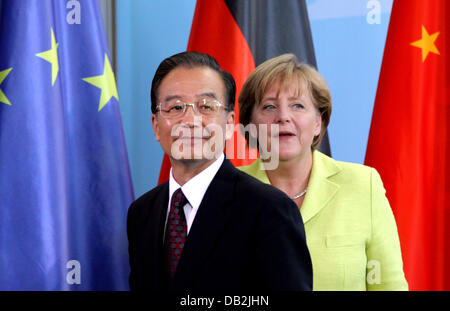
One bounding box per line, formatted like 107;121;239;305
241;152;341;224
301;151;341;224
171;159;235;290
144;182;169;289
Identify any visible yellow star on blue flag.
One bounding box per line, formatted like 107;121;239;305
83;54;118;111
0;0;133;291
36;28;59;86
0;68;12;106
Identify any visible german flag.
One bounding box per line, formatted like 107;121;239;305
365;0;450;290
158;0;330;184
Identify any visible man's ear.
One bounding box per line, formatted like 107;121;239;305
225;111;235;140
152;114;160;142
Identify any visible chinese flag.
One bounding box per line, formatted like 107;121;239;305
365;0;450;290
158;0;327;184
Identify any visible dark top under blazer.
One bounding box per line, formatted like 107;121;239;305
127;158;312;291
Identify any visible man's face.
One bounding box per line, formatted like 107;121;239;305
152;66;235;163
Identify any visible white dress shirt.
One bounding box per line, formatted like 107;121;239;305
166;153;224;236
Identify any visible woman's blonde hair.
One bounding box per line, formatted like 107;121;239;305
238;53;332;150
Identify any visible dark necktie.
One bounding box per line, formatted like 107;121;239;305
165;188;188;278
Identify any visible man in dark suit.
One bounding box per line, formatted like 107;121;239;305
127;51;312;291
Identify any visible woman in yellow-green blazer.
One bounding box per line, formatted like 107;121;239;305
238;54;408;291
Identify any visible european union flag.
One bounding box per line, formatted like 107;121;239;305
0;0;134;290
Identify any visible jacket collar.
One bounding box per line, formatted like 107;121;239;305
300;151;341;223
245;151;341;224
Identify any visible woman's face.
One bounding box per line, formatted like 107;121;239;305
250;79;322;162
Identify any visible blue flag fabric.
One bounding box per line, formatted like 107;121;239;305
0;0;134;290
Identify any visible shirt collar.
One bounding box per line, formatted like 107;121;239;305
169;153;225;210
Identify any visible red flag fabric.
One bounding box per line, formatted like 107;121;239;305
187;0;256;167
365;0;450;290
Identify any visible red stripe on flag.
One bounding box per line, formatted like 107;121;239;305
157;152;172;185
158;0;256;184
365;0;450;290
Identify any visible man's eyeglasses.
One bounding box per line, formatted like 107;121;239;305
156;98;226;119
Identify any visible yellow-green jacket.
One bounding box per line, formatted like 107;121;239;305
238;151;408;291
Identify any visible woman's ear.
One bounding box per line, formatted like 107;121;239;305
314;112;322;137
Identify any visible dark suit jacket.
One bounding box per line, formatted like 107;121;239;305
127;158;312;291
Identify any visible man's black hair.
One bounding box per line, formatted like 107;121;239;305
151;51;236;113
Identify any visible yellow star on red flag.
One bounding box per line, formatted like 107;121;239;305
410;25;440;62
